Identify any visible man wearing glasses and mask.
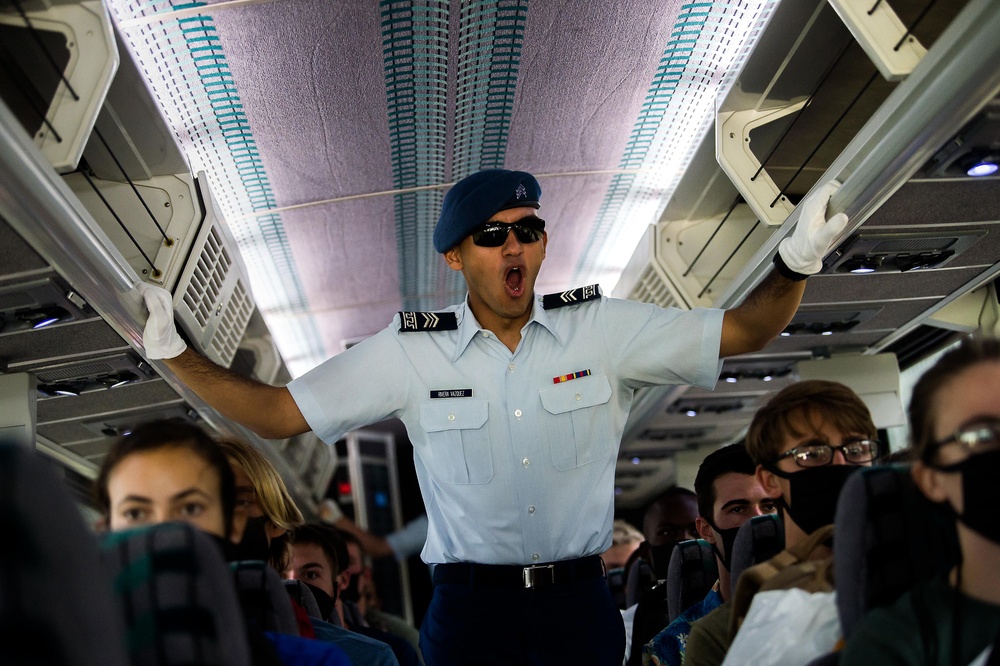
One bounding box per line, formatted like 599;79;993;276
684;379;878;666
137;169;848;666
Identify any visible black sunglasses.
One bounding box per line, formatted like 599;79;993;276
470;217;545;247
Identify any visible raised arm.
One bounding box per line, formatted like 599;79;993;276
137;283;310;440
719;181;848;358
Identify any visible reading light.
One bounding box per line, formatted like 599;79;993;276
685;409;698;417
763;375;773;381
967;161;998;177
631;457;641;465
16;306;70;329
725;376;738;383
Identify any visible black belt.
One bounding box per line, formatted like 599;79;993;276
433;555;605;589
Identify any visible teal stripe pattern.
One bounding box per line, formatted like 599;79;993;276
573;1;766;285
381;0;528;311
114;0;326;366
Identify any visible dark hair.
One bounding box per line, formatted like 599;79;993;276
94;419;236;538
641;486;697;536
289;523;343;577
694;442;757;521
746;380;876;465
908;336;1000;460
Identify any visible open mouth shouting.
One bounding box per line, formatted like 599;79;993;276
505;265;525;298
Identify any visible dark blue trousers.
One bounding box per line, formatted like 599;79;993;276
419;573;625;665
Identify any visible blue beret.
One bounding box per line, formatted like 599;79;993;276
434;169;541;252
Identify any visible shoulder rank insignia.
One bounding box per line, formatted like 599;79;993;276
542;284;602;310
398;311;458;332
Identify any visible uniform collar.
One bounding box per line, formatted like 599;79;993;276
450;294;561;362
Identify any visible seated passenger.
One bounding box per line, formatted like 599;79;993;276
625;487;700;664
602;518;644;609
644;442;778;665
218;437;304;569
286;523;400;666
841;338;1000;665
684;380;878;666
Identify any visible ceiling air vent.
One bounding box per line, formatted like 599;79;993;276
0;277;91;332
780;308;880;337
882;324;963;370
822;230;984;275
81;404;201;438
33;351;155;398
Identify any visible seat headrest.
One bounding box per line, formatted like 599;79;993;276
101;522;252;665
0;441;128;666
666;539;719;622
283;578;323;620
834;463;959;639
231;560;300;636
729;513;785;591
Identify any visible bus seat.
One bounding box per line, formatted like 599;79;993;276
729;513;785;592
283;579;323;621
624;555;656;608
833;463;959;640
101;522;252;665
0;441;128;666
666;538;718;622
231;559;300;636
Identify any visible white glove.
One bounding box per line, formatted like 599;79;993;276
777;180;849;276
319;498;344;524
135;282;187;359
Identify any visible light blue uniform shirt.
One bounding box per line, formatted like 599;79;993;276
289;290;724;565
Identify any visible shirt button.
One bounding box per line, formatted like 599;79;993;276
575;393;582;401
447;413;455;421
528;505;535;514
514;409;522;418
532;553;540;561
522;457;530;467
508;363;515;371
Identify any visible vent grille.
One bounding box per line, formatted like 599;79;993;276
184;226;232;328
628;263;683;309
883;325;963;370
210;280;254;366
36;362;116;382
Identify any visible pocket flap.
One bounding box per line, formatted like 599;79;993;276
539;373;612;415
420;399;489;432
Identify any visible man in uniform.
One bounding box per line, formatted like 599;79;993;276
137;169;847;665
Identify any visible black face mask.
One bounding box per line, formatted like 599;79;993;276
704;521;741;571
646;543;675;579
304;582;336;622
934;449;1000;545
767;464;860;536
340;573;361;603
230;515;271;562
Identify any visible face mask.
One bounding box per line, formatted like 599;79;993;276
304;582;336;622
704;521;741;571
767;464;859;535
646;543;675;579
230;515;271;562
340;573;361;603
935;449;1000;545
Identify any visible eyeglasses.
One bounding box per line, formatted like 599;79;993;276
925;420;1000;463
773;438;879;468
470;217;545;247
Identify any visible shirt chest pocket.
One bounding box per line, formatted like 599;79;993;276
539;373;614;471
419;399;493;485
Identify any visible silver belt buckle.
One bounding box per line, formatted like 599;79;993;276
522;563;555;589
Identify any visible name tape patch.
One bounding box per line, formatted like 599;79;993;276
552;369;592;384
430;389;474;399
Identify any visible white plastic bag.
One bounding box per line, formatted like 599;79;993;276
720;589;840;666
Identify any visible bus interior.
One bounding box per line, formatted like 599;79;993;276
1;0;1000;625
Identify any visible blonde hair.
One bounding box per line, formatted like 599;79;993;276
611;519;643;546
217;438;304;531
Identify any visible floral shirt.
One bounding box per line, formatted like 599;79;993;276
643;582;723;666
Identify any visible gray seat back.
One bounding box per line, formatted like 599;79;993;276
0;441;128;666
665;538;718;622
231;559;300;635
282;578;323;621
729;513;785;591
101;522;251;665
834;464;959;639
